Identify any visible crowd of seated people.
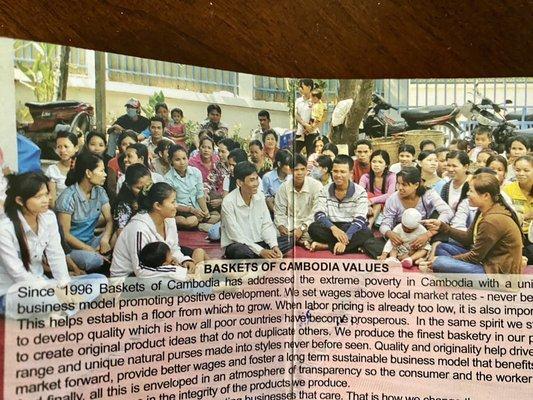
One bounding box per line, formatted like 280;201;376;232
0;94;530;300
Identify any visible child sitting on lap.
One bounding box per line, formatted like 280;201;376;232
138;242;188;279
378;208;431;268
139;242;173;269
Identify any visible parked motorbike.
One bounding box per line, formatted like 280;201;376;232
362;93;463;145
460;86;533;153
361;93;406;137
19;100;94;159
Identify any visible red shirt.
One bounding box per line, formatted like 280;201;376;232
352;160;370;184
188;153;223;195
108;156;120;174
166;123;187;147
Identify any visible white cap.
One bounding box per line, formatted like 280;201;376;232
401;208;422;229
125;97;141;108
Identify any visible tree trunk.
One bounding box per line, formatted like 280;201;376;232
56;46;70;100
338;79;359;101
95;51;107;134
335;79;374;145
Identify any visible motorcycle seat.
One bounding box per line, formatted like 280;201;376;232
25;100;84;109
401;106;457;121
506;112;533;121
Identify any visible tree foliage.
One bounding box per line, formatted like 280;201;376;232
15;42;59;102
141;90;166;117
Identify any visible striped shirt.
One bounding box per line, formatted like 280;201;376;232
314;182;369;239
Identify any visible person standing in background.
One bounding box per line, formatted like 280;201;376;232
167;108;187;148
294;79;314;156
199;104;229;145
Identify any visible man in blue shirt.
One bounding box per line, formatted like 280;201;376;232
262;150;292;213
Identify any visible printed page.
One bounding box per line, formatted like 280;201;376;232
1;36;532;400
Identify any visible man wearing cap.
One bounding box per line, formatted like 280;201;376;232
106;98;150;157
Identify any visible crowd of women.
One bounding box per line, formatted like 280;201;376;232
0;92;530;311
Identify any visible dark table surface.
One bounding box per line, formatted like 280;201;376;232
0;0;532;78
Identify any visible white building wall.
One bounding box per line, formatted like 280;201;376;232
14;48;290;140
0;38;18;169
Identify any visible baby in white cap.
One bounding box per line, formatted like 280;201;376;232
378;208;432;268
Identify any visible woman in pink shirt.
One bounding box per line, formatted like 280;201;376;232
188;136;222;211
359;150;396;229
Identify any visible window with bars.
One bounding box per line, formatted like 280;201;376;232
253;78;340;103
375;78;533;115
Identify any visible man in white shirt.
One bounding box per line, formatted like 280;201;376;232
294;79;315;155
221;161;292;259
274;154;322;246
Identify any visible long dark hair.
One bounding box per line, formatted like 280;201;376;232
84;131;107;153
4;172;49;270
471;172;523;239
369;150;391;194
228;148;248;192
65;151;103;186
138;182;175;212
396;167;426;198
115;164;151;210
126;143;150;168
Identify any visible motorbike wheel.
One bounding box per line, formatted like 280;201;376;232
431;123;458;147
70;112;91;139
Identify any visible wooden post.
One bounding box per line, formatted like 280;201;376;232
94;51;106;133
56;45;70;100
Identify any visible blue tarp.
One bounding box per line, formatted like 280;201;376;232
17;134;41;173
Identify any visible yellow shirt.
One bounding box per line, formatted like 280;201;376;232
502;181;533;234
311;101;326;123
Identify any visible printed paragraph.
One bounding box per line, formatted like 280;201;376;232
291;260;532;400
5;269;297;400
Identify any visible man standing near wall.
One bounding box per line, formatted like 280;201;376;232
200;104;228;145
251;109;286;144
294;79;315;156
